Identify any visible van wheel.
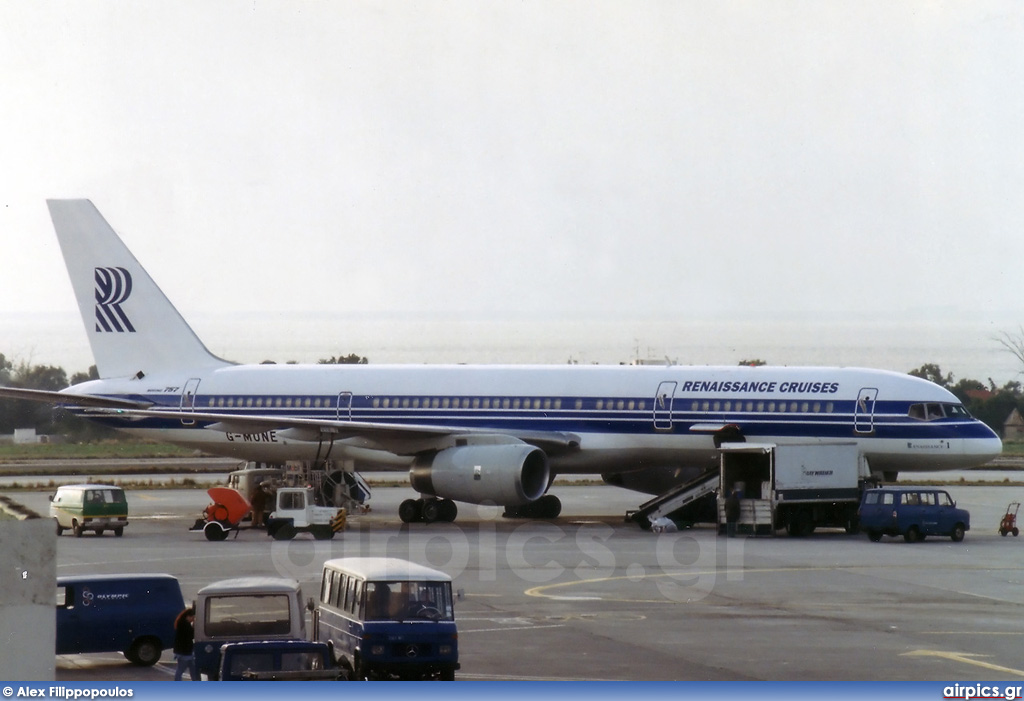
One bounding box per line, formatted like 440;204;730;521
126;637;161;666
96;528;105;536
440;668;456;681
904;526;921;543
114;527;124;537
867;530;882;542
951;523;966;542
73;521;83;538
55;520;64;536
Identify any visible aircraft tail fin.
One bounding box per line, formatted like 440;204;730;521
46;199;232;379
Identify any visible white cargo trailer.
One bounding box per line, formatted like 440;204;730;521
718;442;870;536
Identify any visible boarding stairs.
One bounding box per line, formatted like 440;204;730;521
627;469;719;530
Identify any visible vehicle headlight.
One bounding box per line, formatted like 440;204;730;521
439;645;452;656
371;644;386;656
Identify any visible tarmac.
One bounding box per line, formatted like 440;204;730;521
6;476;1024;681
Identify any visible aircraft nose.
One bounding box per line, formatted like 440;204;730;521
963;426;1003;466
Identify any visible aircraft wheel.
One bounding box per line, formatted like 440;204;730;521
421;499;440;524
537;494;561;519
439;499;458;522
399;499;421;523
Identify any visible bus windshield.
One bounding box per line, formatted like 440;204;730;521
364;580;454;622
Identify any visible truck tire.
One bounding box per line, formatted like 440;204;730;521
272;523;296;540
867;530;882;542
73;521;83;538
951;523;966;542
904;526;922;543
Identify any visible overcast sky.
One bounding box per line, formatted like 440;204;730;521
2;1;1023;326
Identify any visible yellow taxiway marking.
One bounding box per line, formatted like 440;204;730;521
903;650;1024;678
525;564;1024;604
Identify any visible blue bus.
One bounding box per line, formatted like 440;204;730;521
313;557;459;680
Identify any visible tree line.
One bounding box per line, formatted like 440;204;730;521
0;351;1021;440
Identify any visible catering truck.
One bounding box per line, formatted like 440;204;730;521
718;442;870;536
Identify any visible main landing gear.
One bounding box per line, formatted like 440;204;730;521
399;497;459;524
399;494;564;522
503;494;562;519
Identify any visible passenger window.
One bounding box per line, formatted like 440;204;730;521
863;492;879;505
320;571;333;603
353;581;364;618
882;493;894;505
920;493;935;506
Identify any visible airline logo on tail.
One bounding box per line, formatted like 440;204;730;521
94;266;135;333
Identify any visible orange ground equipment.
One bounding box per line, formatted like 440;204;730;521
190;487;251;541
999;502;1020;537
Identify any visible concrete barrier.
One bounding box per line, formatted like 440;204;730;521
0;498;56;681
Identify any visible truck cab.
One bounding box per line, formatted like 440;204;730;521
266;487;345;541
218;640;341;681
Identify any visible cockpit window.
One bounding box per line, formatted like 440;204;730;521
908;402;971;421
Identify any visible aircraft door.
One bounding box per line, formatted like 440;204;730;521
180;378;201;426
337;392;352;422
854;387;878;434
654;381;677;430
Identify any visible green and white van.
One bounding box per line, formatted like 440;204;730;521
50;483;129;537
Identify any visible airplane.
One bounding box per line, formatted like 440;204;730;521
0;199;1003;523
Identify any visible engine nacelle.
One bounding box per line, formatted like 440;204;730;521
409;444;549;506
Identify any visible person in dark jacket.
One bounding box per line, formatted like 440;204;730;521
725;488;741;538
173;606;199;681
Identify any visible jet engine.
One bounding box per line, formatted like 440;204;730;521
409;443;549;506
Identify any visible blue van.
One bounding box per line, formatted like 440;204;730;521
313;557;459;680
859;487;970;543
56;574;184;665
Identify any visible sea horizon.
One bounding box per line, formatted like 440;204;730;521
0;311;1020;387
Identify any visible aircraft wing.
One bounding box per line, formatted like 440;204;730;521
0;386;154;410
87;406;582;456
